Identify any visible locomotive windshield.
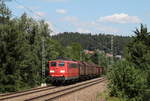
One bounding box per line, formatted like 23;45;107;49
50;62;56;67
58;62;64;66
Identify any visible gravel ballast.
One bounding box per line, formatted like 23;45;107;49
52;81;107;101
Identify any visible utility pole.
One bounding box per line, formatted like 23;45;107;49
111;35;114;65
80;50;82;61
98;52;100;66
41;38;46;87
97;49;100;66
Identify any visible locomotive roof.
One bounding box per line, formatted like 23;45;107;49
48;60;78;63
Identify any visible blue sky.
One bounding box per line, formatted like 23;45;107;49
6;0;150;36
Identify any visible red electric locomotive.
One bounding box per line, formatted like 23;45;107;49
48;60;103;84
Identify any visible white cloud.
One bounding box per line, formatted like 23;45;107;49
56;9;67;14
85;21;119;33
61;16;119;34
98;13;141;24
77;28;91;33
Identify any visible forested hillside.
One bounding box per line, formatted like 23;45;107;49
52;32;131;55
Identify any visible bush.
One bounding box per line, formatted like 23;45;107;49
107;60;146;101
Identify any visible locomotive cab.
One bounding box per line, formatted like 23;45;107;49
49;61;67;77
48;60;79;84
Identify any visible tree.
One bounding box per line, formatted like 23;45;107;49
107;60;146;101
125;24;150;70
0;21;31;92
125;24;150;100
0;0;11;24
64;43;82;61
0;11;58;92
91;50;108;73
125;24;150;87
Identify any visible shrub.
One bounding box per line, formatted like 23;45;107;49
107;60;146;101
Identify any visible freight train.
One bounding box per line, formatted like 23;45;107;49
48;60;103;84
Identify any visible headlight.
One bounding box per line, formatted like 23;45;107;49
60;70;65;73
50;70;54;73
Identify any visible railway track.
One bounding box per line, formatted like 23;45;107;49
0;85;52;97
25;77;106;101
0;86;56;101
0;77;106;101
46;78;106;101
